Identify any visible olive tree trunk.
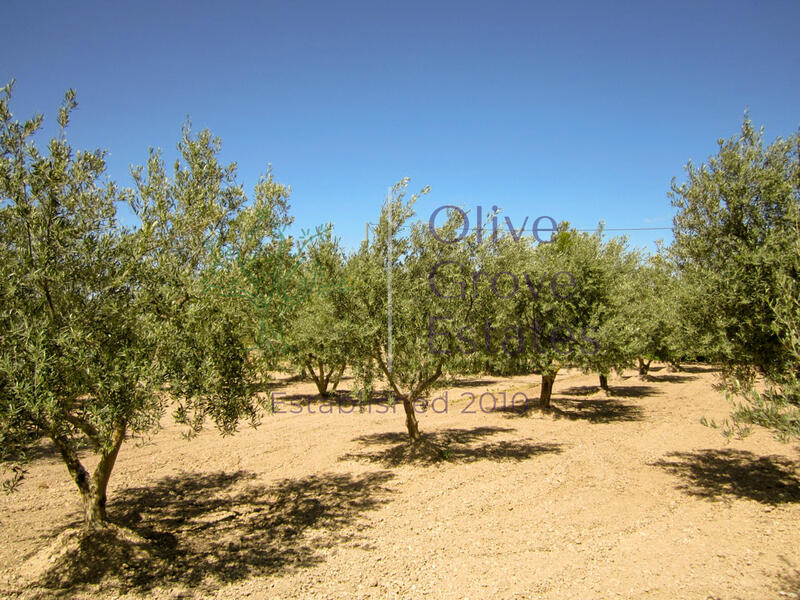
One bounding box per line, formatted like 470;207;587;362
540;374;556;408
401;397;421;442
51;421;126;531
375;350;441;444
306;358;346;397
638;357;652;378
599;373;609;392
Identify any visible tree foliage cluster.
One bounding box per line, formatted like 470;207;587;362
0;84;290;526
670;118;800;439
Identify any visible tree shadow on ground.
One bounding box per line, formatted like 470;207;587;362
645;373;696;384
442;378;500;389
560;385;657;399
340;426;563;467
257;373;351;395
678;364;719;374
270;390;409;411
775;556;800;597
26;469;395;596
496;395;645;423
653;449;800;504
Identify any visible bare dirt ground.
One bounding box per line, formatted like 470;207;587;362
1;364;799;600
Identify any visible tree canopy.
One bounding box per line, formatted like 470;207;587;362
0;83;291;527
670;116;800;439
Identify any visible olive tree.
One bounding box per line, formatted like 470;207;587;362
0;84;288;529
670;116;800;438
706;207;800;440
571;234;645;390
487;227;623;407
347;180;475;442
621;250;685;378
284;228;356;396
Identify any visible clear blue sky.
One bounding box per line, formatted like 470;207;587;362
2;0;798;252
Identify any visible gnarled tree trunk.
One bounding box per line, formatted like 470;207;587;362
328;363;345;394
401;397;421;442
540;374;556;408
306;358;346;397
375;348;442;444
599;373;609;392
51;420;127;531
638;357;651;378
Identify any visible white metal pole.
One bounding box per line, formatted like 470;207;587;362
387;188;393;376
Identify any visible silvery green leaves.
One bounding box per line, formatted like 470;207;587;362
670;116;800;439
0;83;299;526
0;83;144;523
202;213;346;361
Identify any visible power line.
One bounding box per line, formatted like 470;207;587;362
365;223;672;232
362;222;673;244
575;227;672;232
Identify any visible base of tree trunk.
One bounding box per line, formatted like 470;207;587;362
81;494;108;532
540;374;555;409
402;397;421;442
16;522;150;588
599;374;609;392
638;358;652;379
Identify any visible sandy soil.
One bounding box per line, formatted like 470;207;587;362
0;364;798;600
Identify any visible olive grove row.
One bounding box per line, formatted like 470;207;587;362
1;83;798;529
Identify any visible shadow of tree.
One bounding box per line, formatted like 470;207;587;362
340;426;563;467
678;364;720;374
258;374;331;395
548;397;645;422
270;389;402;409
496;396;644;423
29;469;395;596
653;449;800;504
441;378;500;389
775;556;800;597
645;374;696;383
560;385;657;399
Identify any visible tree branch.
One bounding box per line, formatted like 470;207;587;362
374;344;404;399
62;412;102;450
